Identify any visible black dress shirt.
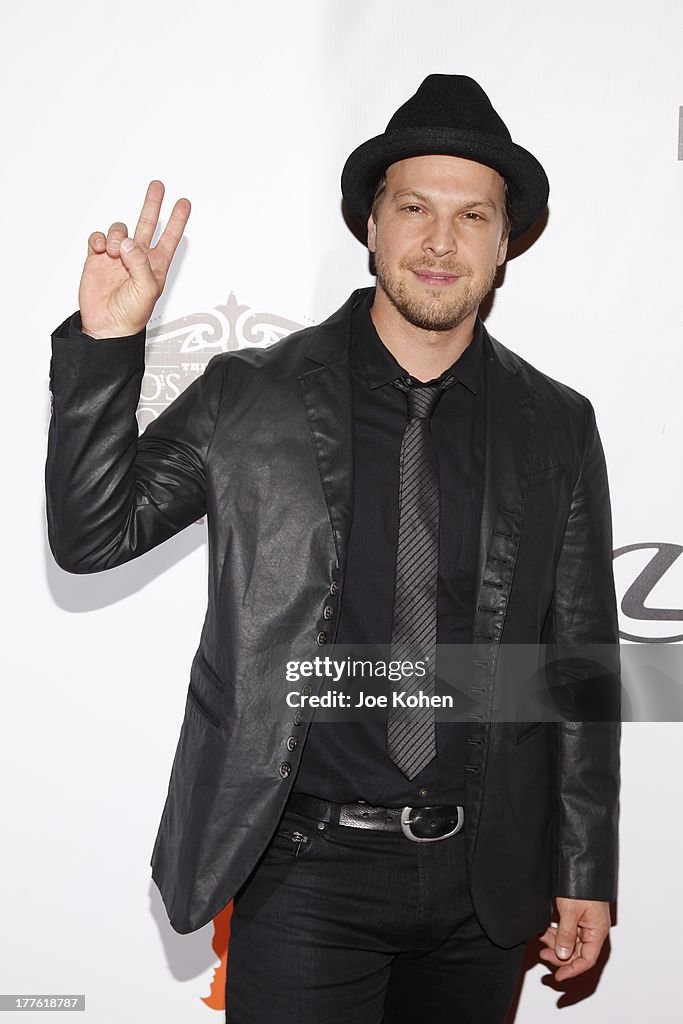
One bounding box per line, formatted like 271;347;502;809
293;290;486;806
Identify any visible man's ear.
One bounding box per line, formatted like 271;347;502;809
496;231;509;267
367;214;377;254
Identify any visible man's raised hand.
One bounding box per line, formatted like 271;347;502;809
78;180;191;339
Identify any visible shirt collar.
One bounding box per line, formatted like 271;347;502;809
352;288;483;393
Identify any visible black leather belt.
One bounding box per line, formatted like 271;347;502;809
286;792;465;843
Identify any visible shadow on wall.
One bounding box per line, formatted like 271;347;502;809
148;881;233;1008
43;510;207;612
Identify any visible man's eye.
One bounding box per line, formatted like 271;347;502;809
401;205;423;214
463;211;484;221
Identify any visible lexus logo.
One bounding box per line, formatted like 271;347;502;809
614;543;683;642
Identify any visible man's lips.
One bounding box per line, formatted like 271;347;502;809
411;269;461;286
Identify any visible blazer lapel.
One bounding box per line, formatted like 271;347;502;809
473;329;538;643
464;326;538;853
298;294;358;574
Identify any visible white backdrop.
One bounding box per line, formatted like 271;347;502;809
1;0;682;1020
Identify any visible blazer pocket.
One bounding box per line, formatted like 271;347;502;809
515;720;548;744
527;463;565;488
198;650;226;692
187;682;222;729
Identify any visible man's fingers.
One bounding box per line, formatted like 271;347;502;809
106;222;129;256
152;197;191;273
117;237;157;295
540;943;580;967
87;231;106;255
540;929;603;979
548;944;598;981
133;180;165;248
552;953;591;980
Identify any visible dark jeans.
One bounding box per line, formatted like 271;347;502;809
225;802;527;1023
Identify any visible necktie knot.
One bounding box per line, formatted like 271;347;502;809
393;374;456;420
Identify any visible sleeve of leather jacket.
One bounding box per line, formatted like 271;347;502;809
46;312;225;573
550;399;621;902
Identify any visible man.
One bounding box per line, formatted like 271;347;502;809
46;75;620;1022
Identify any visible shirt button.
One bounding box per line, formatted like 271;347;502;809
329;581;339;596
418;787;429;798
323;606;333;621
279;761;291;778
316;631;328;645
302;684;312;696
293;711;304;726
286;736;298;751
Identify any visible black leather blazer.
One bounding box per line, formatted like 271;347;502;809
46;288;620;947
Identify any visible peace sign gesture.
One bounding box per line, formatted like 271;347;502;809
78;180;191;339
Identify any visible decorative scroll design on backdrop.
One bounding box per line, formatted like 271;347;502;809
137;293;304;430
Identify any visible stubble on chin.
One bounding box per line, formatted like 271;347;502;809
374;252;498;333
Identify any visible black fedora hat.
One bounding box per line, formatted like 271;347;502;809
341;74;549;241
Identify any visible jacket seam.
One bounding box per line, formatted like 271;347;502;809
571;398;594;502
204;356;228;466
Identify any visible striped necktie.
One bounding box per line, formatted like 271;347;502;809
387;373;456;779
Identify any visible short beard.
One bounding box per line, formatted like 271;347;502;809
373;250;498;332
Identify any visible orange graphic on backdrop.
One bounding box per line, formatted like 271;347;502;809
201;901;233;1012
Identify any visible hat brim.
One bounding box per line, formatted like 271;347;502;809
341;127;549;241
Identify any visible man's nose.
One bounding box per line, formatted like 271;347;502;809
422;217;458;257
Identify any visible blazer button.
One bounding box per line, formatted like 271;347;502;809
316;631;328;645
330;581;339;596
302;684;312;696
294;711;304;726
323;606;333;620
286;736;298;751
279;761;291;778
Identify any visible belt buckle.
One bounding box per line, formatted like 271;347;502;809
400;805;464;843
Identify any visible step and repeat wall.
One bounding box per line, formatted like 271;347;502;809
2;0;682;1020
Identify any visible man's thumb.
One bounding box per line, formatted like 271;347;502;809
555;930;575;959
119;237;155;288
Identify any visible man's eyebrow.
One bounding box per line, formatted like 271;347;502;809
459;198;499;212
390;189;432;205
390;190;499;211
